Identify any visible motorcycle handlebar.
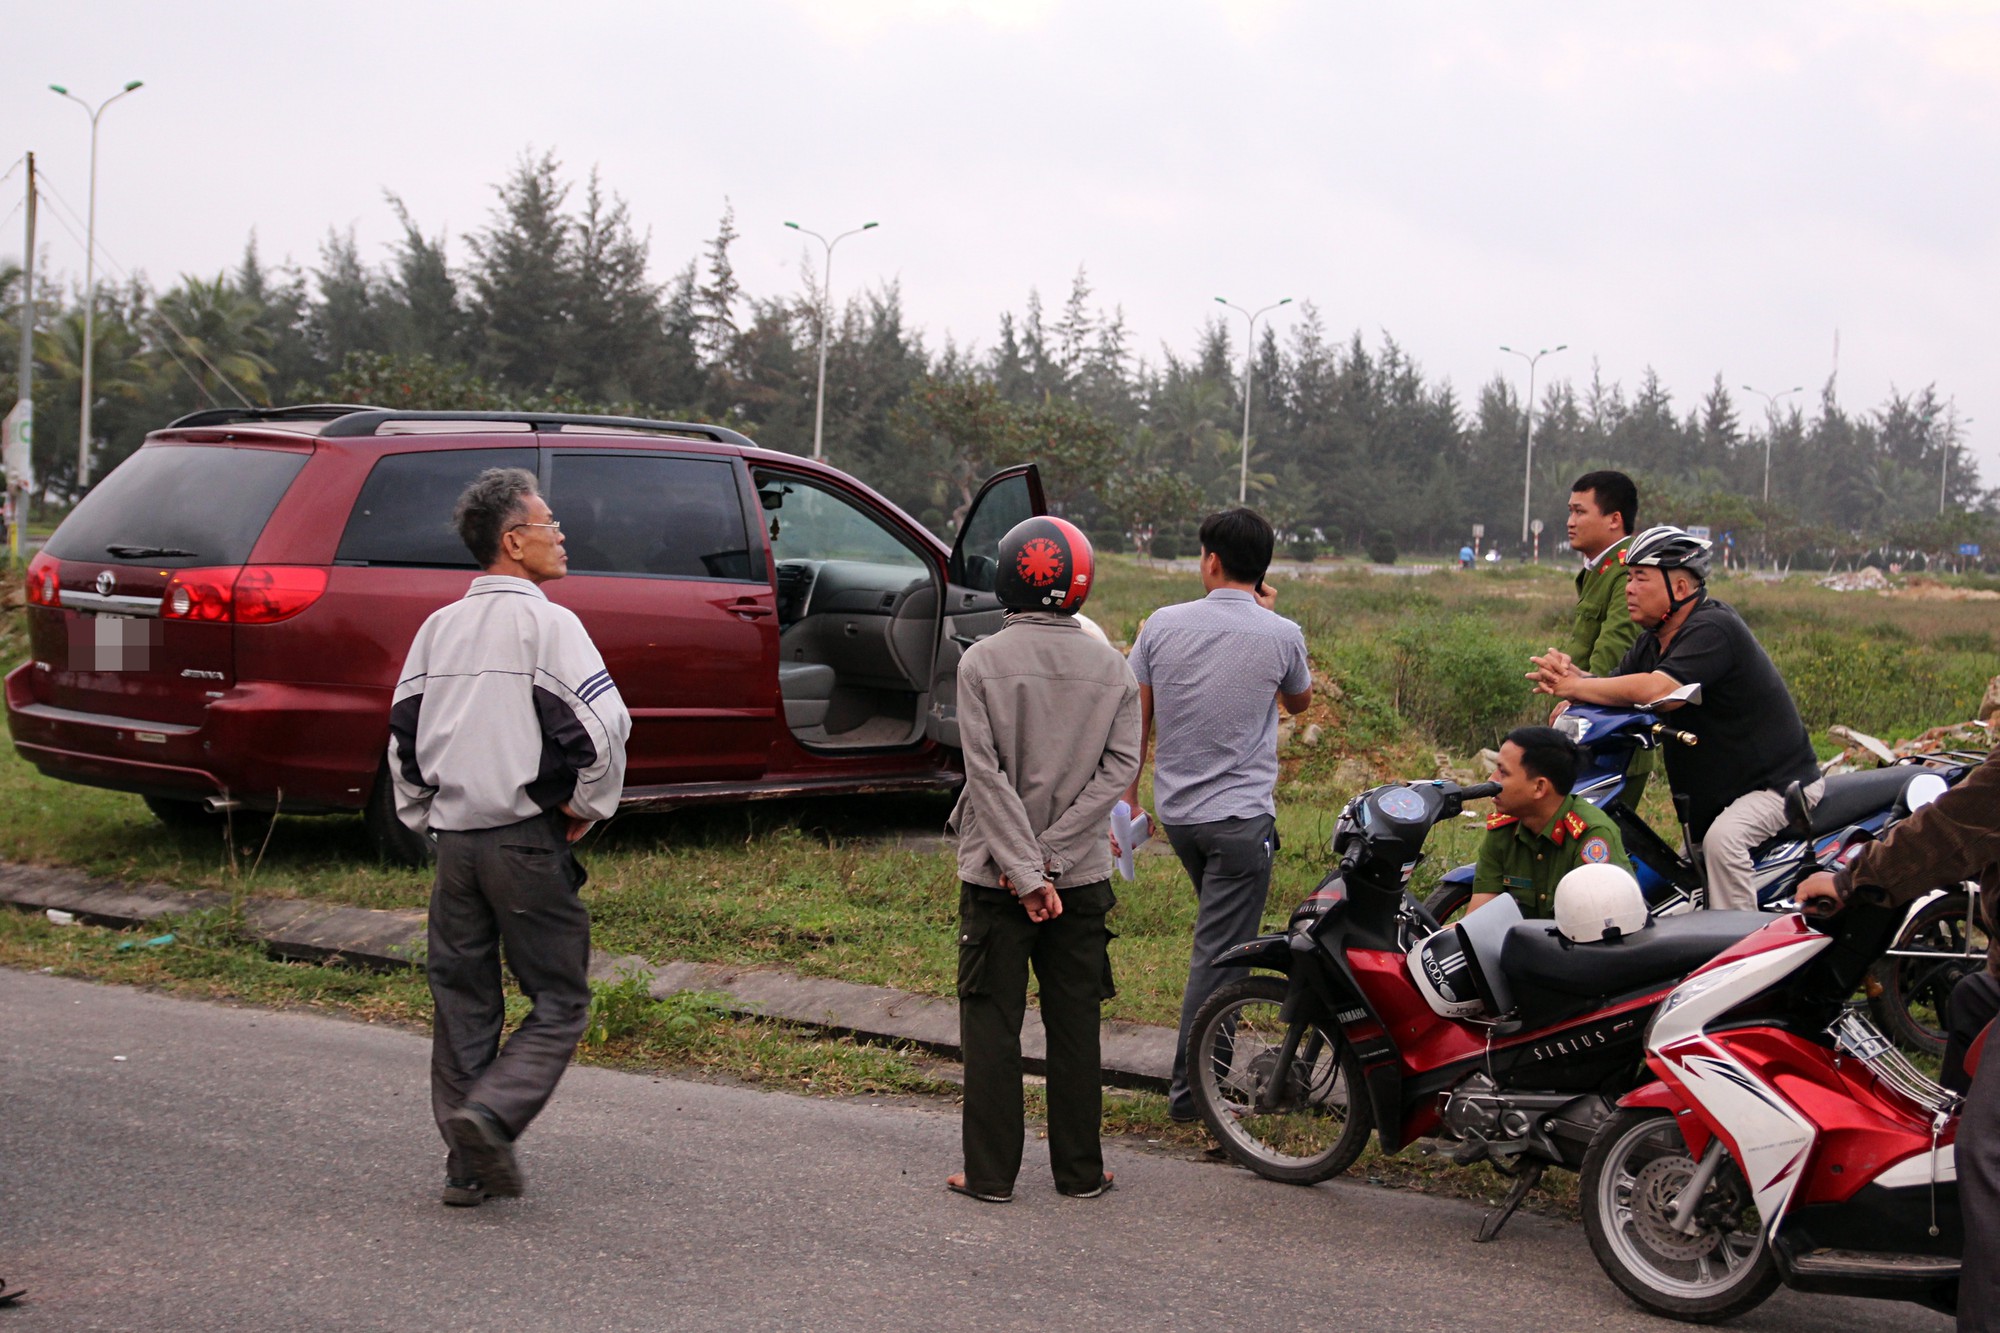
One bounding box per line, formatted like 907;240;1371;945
1457;781;1502;801
1648;723;1699;746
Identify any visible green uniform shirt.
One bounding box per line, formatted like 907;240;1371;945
1565;535;1639;676
1471;794;1632;917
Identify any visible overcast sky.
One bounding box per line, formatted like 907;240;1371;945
7;1;1997;474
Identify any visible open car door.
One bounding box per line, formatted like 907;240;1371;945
925;464;1046;748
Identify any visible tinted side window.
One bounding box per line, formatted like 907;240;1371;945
952;472;1037;591
335;448;536;567
547;454;754;580
49;445;308;567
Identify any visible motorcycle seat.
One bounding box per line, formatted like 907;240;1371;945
1498;911;1769;1002
1790;767;1922;837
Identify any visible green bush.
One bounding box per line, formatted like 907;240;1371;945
1149;532;1181;560
1092;526;1130;554
1288;538;1320;563
1322;525;1344;552
1367;531;1399;565
1387;614;1536;753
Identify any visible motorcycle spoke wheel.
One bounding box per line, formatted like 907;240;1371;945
1188;974;1372;1185
1869;889;1986;1058
1581;1109;1779;1321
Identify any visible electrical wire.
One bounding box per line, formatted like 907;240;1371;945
32;165;255;407
26;189;217;405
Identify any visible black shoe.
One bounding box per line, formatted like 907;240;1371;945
1168;1108;1201;1125
441;1177;486;1208
445;1105;523;1198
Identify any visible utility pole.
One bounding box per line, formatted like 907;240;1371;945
4;152;35;560
1741;383;1804;504
1215;296;1292;504
51;79;144;490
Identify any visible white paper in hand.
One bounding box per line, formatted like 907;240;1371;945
1112;799;1152;881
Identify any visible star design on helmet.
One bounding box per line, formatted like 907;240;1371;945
1016;538;1064;587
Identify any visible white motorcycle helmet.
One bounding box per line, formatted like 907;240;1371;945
1554;863;1647;944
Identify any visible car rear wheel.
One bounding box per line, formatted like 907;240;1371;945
365;763;434;867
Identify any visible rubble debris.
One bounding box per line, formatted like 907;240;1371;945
1818;566;1892;592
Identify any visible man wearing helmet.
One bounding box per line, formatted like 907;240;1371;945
1528;525;1821;911
944;516;1141;1204
1467;725;1631;918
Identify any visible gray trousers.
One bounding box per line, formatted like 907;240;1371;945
1960;1029;2000;1331
427;811;592;1176
1701;780;1823;911
1164;813;1278;1117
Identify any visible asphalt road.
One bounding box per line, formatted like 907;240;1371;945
0;970;1952;1333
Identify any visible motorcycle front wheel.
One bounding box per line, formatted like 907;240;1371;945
1867;887;1985;1058
1581;1109;1779;1323
1187;974;1373;1185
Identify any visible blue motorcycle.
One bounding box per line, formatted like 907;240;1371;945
1422;696;1978;1052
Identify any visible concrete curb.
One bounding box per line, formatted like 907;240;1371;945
0;861;1173;1090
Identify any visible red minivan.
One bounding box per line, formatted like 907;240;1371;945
6;406;1043;861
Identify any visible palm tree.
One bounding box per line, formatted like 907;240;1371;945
151;274;276;406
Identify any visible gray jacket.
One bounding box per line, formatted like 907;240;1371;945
948;612;1142;895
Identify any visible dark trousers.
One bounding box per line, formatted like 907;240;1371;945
1164;813;1277;1118
957;880;1116;1196
1960;1031;2000;1332
427;811;592;1176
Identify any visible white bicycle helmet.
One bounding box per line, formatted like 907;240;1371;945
1554;863;1647;943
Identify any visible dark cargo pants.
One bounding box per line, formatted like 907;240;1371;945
1164;813;1278;1119
957;880;1116;1197
427;811;592;1177
1959;1030;2000;1331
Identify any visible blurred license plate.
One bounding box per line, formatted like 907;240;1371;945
70;614;162;672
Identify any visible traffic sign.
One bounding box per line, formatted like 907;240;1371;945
1530;519;1544;535
1959;543;1982;557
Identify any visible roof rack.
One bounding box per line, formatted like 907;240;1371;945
317;410;755;446
167;403;384;429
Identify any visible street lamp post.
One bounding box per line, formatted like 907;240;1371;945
1741;383;1804;505
1500;343;1566;546
50;80;143;491
1215;296;1292;504
784;219;877;461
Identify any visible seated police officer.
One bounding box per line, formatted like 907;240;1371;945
1528;525;1821;912
1467;725;1630;916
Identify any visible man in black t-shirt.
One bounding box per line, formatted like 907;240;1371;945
1528;526;1821;910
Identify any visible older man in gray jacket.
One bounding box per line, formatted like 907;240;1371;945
391;467;630;1208
944;517;1141;1204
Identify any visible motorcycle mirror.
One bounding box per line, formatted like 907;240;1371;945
1645;682;1702;708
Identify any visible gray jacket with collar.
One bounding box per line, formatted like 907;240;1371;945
947;612;1142;895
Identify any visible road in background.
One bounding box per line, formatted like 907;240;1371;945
0;970;1950;1333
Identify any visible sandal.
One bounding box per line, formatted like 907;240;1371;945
945;1172;1013;1203
1059;1171;1115;1199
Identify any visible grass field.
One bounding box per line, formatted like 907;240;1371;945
1;558;1993;1029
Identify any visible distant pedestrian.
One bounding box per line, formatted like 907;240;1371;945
1459;544;1475;570
1122;507;1311;1124
946;517;1140;1203
390;467;631;1208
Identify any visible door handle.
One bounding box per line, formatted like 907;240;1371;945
729;601;775;619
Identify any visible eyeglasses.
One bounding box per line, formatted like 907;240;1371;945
508;520;562;534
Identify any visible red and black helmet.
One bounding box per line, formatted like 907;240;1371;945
995;516;1095;614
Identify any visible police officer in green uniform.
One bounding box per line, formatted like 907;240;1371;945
1469;725;1631;917
1556;470;1649;807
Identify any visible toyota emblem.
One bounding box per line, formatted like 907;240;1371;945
95;570;116;596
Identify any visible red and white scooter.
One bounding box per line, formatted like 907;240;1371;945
1579;896;1965;1322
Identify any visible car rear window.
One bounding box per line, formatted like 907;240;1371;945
47;444;309;567
336;448;537;567
547;454;756;580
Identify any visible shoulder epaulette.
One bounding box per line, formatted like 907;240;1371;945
1564;810;1590;840
1486;813;1518;830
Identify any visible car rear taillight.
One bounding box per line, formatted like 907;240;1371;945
24;552;60;607
162;568;238;622
232;566;328;624
160;566;328;625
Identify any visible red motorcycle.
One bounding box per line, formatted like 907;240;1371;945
1187;778;1772;1239
1580;896;1964;1321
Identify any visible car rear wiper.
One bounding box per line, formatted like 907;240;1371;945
105;543;199;559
